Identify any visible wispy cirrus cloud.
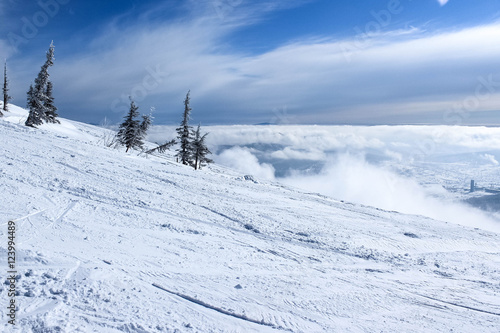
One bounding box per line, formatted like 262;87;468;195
437;0;450;6
7;1;500;125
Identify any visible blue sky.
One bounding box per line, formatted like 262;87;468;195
1;0;500;125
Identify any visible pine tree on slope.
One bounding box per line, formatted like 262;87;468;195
191;124;213;170
33;43;54;115
117;99;142;152
2;61;12;114
176;90;193;165
26;42;56;127
116;99;152;153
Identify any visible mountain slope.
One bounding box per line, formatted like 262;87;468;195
1;106;499;332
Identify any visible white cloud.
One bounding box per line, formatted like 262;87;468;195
215;146;276;180
269;147;326;161
282;153;500;232
0;39;16;60
201;125;500;155
438;0;450;6
482;154;499;165
7;2;500;125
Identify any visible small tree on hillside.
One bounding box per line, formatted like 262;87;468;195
191;124;213;170
116;99;152;152
176;90;193;165
117;99;141;152
2;61;12;114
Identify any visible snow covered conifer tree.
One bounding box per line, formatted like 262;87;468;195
2;61;12;114
116;99;144;152
33;42;55;116
25;42;56;127
145;139;176;155
176;91;193;165
191;124;213;170
44;81;59;123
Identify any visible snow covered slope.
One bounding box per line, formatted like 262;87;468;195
1;106;499;332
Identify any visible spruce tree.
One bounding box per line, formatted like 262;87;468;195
191;124;213;170
176;91;193;165
26;42;56;127
2;61;12;114
33;42;54;117
117;99;141;152
44;81;59;123
116;99;151;152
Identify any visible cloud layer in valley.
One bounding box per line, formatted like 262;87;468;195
178;125;500;232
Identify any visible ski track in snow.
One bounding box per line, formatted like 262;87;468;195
152;283;291;331
0;105;499;332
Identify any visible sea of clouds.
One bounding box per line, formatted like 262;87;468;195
148;125;500;232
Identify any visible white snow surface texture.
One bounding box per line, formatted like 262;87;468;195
0;105;499;332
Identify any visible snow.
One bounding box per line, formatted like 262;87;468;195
1;105;499;332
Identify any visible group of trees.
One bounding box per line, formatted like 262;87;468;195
4;42;212;170
175;91;213;170
116;91;212;170
1;42;59;125
25;42;59;127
